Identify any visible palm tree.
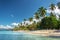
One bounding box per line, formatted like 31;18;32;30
24;19;26;21
29;17;33;22
57;2;60;20
50;4;56;17
57;2;60;9
59;15;60;20
38;7;46;17
20;23;22;26
50;12;56;17
50;3;55;10
23;19;27;24
28;22;37;30
34;12;40;19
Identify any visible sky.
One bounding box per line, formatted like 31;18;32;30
0;0;60;28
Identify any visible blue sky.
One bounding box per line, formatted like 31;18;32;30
0;0;60;25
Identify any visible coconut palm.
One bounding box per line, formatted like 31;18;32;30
50;3;55;10
57;2;60;20
50;12;56;17
34;12;40;19
38;7;46;17
24;19;26;21
29;17;33;22
57;2;60;9
20;23;22;26
50;4;56;17
23;19;27;24
59;15;60;20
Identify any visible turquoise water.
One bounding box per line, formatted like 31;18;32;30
0;31;60;40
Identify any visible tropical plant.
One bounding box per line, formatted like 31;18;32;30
50;12;56;17
50;3;55;10
29;17;33;22
57;20;60;29
57;2;60;9
38;7;46;17
13;2;60;31
24;19;26;21
27;23;37;30
40;16;58;29
59;15;60;20
23;18;27;24
34;12;40;19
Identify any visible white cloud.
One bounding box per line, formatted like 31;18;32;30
0;25;13;29
11;23;19;26
0;22;19;29
6;25;13;29
21;21;33;26
33;18;41;23
56;15;59;20
20;18;41;26
11;14;14;18
46;5;60;19
47;6;60;15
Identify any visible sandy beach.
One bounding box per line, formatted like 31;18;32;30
14;30;60;36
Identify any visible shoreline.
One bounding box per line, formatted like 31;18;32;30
13;30;60;36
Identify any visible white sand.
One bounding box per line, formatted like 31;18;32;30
14;30;60;36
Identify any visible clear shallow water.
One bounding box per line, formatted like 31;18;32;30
0;31;60;40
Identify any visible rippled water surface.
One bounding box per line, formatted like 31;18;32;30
0;31;60;40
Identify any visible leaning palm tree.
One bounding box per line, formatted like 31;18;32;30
57;2;60;9
38;7;46;17
50;3;55;10
29;17;33;22
34;12;40;19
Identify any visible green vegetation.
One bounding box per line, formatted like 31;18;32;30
29;17;33;22
13;2;60;31
38;7;46;17
40;16;58;29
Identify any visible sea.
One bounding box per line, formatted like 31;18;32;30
0;30;60;40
